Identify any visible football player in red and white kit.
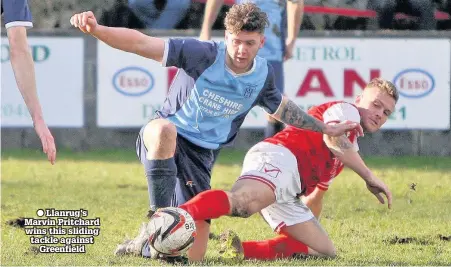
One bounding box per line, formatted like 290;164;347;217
177;78;398;260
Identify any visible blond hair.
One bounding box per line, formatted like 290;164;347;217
224;3;269;35
366;78;399;103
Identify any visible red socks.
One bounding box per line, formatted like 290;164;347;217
180;190;309;260
179;190;230;221
242;234;309;260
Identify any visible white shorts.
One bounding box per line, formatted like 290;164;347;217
238;142;314;233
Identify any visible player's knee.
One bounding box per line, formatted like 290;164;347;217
231;206;253;218
326;247;337;258
308;239;336;258
228;192;258;218
143;119;177;148
322;243;337;258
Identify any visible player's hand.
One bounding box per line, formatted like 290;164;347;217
365;177;393;209
70;11;98;34
284;38;296;61
33;119;56;165
323;120;364;137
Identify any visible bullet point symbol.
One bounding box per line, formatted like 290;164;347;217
37;209;44;217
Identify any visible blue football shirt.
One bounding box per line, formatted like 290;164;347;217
158;38;282;149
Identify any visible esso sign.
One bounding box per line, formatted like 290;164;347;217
112;66;154;96
393;69;435;98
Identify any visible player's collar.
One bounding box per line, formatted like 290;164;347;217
225;58;256;77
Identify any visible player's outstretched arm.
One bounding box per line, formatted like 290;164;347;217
324;134;392;209
272;97;362;137
285;0;304;61
199;0;224;40
70;11;165;62
7;27;56;165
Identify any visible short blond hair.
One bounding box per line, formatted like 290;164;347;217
366;78;399;103
224;3;269;35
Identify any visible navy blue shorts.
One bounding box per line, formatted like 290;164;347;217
269;60;284;93
136;125;220;207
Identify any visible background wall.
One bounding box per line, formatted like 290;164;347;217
2;0;450;156
2;30;450;156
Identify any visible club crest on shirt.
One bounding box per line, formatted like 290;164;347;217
243;84;257;98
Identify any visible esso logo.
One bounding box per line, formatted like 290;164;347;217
112;67;154;96
393;69;435;98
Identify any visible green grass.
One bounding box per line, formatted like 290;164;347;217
1;149;451;266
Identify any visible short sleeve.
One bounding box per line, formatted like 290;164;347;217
162;38;218;79
257;64;283;114
317;178;335;191
323;102;361;151
2;0;33;29
323;102;361;124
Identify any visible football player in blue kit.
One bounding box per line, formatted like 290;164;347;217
70;3;360;261
2;0;56;164
200;0;304;138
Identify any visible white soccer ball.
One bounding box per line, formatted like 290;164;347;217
148;207;197;256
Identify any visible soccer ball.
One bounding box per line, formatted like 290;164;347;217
148;207;197;256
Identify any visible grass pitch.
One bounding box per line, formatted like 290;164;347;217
1;149;450;266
